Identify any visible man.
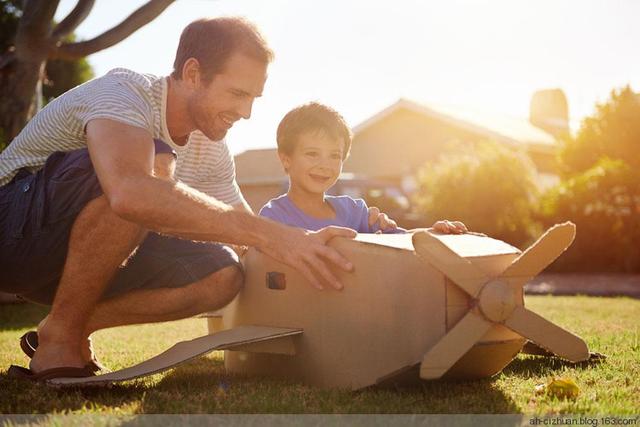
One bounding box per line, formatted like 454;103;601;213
0;17;397;380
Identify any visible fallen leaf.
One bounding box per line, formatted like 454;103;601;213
545;377;580;399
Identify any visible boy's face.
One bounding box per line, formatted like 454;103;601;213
280;130;345;195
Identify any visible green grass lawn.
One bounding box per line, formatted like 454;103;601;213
0;296;638;415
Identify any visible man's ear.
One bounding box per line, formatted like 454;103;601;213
182;58;202;88
278;151;291;173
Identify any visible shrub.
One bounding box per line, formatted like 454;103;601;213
414;141;540;248
538;158;640;272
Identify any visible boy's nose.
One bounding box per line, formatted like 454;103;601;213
317;161;335;172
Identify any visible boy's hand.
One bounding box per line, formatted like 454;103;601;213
260;225;356;291
431;220;467;234
367;206;398;232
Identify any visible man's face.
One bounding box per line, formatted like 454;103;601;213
187;52;268;141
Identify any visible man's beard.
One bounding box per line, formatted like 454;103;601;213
189;98;228;142
201;126;227;142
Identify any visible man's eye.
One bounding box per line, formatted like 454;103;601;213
306;152;318;157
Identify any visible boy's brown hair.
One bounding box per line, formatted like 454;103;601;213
171;17;274;83
276;102;353;160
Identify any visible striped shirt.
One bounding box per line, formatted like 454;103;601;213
0;68;242;205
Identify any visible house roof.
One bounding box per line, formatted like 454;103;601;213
235;98;560;184
353;98;557;152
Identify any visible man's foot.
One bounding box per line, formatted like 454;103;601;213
35;316;105;371
20;331;107;373
29;322;89;374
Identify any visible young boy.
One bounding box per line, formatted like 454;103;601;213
259;102;467;234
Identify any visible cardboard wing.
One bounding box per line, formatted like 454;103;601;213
49;326;302;386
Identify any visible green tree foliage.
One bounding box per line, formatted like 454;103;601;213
540;87;640;272
414;142;540;248
559;87;640;176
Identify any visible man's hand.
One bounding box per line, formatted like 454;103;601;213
260;225;356;291
367;206;398;233
431;220;468;234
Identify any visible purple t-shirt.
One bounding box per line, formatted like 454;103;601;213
259;194;405;233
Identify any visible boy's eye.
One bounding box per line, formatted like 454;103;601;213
331;153;342;160
305;151;318;157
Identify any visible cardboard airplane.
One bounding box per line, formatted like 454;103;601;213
51;222;589;388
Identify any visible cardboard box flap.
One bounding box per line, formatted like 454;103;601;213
354;233;415;251
49;326;302;386
354;232;520;258
427;233;520;258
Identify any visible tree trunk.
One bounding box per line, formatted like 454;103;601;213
0;54;46;141
0;0;58;141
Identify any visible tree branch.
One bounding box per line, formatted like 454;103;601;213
52;0;95;40
15;0;60;55
49;0;175;60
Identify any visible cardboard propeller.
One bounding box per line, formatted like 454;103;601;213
413;222;590;380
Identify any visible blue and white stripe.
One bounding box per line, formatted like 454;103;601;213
0;68;241;206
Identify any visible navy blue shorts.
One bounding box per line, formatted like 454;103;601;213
0;141;241;305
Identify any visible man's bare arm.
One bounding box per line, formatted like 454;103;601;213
86;119;355;289
232;198;254;215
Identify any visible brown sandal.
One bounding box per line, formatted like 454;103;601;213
7;364;95;382
19;331;107;374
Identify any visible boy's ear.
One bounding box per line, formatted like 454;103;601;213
278;151;291;173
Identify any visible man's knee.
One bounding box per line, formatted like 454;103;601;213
153;153;176;180
194;265;244;311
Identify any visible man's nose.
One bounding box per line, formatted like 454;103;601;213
238;99;254;120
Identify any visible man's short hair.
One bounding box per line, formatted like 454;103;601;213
171;17;274;82
277;102;353;160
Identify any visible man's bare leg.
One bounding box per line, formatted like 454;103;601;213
84;265;242;334
28;149;175;373
30;195;144;372
35;265;242;368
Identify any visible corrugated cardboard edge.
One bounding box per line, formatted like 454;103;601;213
49;326;303;386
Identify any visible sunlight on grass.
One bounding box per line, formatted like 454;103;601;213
1;296;638;414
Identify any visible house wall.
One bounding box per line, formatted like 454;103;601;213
345;108;483;179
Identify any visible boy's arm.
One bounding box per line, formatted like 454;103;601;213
86;119;354;290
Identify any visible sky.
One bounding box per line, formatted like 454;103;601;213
56;0;640;155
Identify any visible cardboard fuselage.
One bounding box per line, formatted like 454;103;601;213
221;232;527;389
